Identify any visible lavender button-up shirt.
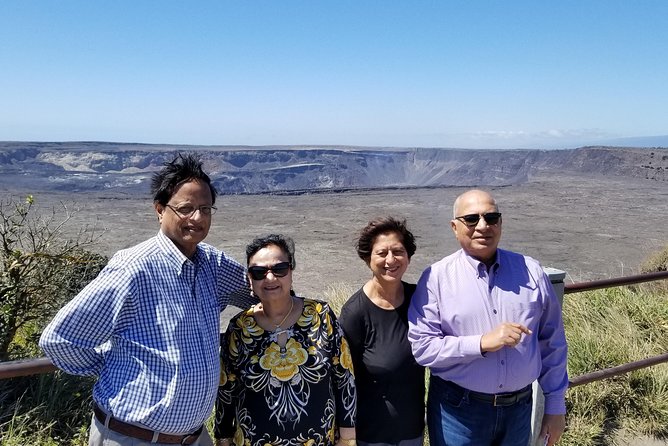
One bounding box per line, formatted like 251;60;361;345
408;248;568;414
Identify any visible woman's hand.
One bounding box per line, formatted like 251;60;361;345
336;427;356;446
215;438;233;446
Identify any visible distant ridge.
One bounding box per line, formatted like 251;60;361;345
0;142;665;195
590;135;668;148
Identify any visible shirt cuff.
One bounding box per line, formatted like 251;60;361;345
461;334;485;357
543;392;567;415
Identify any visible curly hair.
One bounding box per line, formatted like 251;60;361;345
355;216;416;263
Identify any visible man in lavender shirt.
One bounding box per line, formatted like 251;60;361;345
408;189;568;446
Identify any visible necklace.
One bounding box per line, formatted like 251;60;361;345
272;297;294;332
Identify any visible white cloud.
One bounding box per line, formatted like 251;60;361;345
427;128;619;149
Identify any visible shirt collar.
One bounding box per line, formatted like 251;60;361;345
156;230;199;273
460;248;501;276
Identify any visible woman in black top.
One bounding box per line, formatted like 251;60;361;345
339;217;425;446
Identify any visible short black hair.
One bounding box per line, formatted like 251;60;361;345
355;216;417;263
246;234;296;269
150;153;217;205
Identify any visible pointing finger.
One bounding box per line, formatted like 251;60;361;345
508;323;532;335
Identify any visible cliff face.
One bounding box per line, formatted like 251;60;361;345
0;142;665;195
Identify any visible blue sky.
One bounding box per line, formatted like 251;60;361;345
1;1;667;149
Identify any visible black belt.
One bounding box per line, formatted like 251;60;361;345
93;403;202;445
433;376;532;407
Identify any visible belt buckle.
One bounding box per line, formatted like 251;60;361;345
493;393;513;406
181;433;197;445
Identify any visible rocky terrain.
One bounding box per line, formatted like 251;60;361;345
1;141;667;295
0;142;666;196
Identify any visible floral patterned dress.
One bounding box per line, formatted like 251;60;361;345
215;298;356;446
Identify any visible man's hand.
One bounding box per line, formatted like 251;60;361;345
539;414;565;445
480;322;532;353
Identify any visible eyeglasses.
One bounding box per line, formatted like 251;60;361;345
166;204;217;218
455;212;502;227
248;262;292;281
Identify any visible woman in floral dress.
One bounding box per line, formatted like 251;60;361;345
215;234;356;446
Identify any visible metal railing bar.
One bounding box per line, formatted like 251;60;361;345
565;270;668;294
569;352;668;388
3;352;667;388
0;357;56;380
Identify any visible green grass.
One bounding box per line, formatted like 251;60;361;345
0;372;92;445
2;281;666;445
561;285;668;445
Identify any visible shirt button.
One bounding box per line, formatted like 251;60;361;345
499;384;503;389
493;309;497;314
501;360;505;365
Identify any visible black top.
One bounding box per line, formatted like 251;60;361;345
338;282;425;442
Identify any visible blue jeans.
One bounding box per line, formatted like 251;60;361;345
357;436;424;446
427;377;532;446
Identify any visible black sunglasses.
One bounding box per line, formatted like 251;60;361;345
455;212;502;227
248;262;291;281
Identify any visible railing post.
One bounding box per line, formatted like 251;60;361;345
530;267;566;445
545;267;566;305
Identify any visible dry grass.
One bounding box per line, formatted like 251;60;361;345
323;282;356;315
641;243;668;273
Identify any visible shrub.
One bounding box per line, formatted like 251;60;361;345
0;195;107;361
640;243;668;273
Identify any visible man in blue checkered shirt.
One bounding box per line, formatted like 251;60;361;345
40;153;257;446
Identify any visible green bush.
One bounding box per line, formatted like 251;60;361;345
1;196;107;361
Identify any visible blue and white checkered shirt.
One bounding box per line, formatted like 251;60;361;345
40;230;256;433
